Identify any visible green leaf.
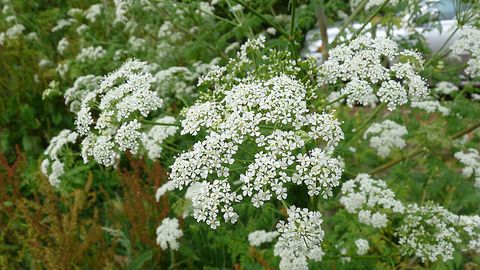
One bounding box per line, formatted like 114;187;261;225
178;245;201;261
126;250;153;270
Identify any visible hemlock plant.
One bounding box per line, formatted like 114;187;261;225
3;0;480;268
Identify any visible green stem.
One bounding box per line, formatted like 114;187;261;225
232;0;288;39
160;143;182;153
229;166;249;171
342;103;386;146
352;0;391;39
146;0;230;61
290;0;297;39
369;145;425;175
424;27;459;67
238;145;255;157
331;0;369;47
311;194;319;211
321;94;348;109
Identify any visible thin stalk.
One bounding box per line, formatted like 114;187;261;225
238;145;255;157
229;166;249;171
231;0;288;40
231;0;300;59
146;0;230;60
322;94;348;109
290;0;297;39
352;0;391;39
342;103;386;146
330;0;369;47
451;120;480;140
160;143;182;153
369;146;425;175
311;194;319;211
424;27;459;67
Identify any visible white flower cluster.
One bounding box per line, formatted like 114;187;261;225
172;55;344;229
113;0;133;24
76;24;89;36
274;206;325;270
57;37;69;55
55;63;69;79
454;148;480;187
340;174;405;228
6;24;25;39
142;116;179;160
155;181;175;202
76;59;165;166
434;81;458;95
363;120;408;158
355;238;369;255
156;217;183;250
64;75;102;113
411;100;450;116
152;66;197;98
450;27;480;78
396;203;461;262
248;230;280;246
51;18;76;32
76;46;107;63
41;129;78;187
318;35;429;110
85;4;103;23
458;215;480;253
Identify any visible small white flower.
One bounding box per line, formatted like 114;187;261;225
355;239;369;255
455;148;480;187
364;120;408;158
248;230;280;246
156;217;183;250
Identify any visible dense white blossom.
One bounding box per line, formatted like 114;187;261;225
76;46;106;63
340;174;405;228
355;239;369;255
450;27;480;78
64;75;102;113
434;81;458;95
318;35;429;110
76;24;89;35
155;181;175;202
76;59;166;166
170;36;344;229
55;63;68;79
113;0;132;24
455;148;480;187
396;203;461;262
6;24;25;39
41;129;78;187
51;18;76;32
67;8;83;17
84;4;103;23
141;116;179;160
274;206;325;270
411;100;450;116
363;120;408;158
57;37;69;55
248;230;280;246
156;217;183;250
